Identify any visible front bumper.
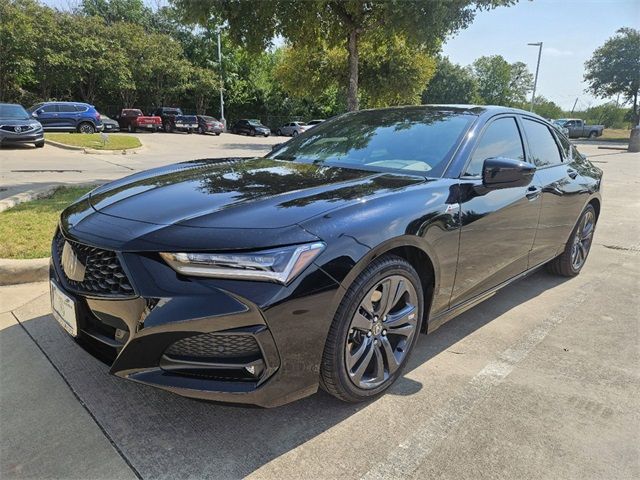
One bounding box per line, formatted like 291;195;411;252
0;131;44;144
50;228;340;407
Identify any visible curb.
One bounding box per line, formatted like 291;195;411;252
0;185;58;213
45;139;144;155
0;258;50;286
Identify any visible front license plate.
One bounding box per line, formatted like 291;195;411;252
51;281;78;337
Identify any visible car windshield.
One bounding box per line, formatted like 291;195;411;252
166;109;182;115
554;119;568;126
201;116;216;122
295;122;307;126
268;108;475;176
248;120;263;126
1;104;30;120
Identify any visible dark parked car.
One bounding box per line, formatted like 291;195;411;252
0;103;44;148
116;109;162;133
231;119;270;137
196;115;224;135
28;101;103;133
152;107;198;133
100;114;120;132
50;105;602;407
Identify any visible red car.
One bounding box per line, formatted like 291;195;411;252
116;109;162;133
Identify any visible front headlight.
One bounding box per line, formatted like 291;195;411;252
160;242;325;284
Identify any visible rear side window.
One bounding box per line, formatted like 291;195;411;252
465;117;525;177
555;131;574;160
522;119;563;167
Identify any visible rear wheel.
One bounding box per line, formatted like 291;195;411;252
588;130;597;139
276;129;282;136
78;122;95;134
35;140;45;148
164;122;173;133
320;255;423;402
547;205;597;277
292;130;298;137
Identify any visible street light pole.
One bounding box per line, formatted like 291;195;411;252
216;27;225;129
528;42;543;112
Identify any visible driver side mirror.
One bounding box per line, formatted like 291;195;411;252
482;157;535;189
271;143;283;150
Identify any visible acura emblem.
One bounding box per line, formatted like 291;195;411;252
61;242;86;282
15;126;22;133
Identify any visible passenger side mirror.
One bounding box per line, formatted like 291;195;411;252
271;143;282;150
482;157;535;189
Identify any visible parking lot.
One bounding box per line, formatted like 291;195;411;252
0;132;282;202
1;141;639;479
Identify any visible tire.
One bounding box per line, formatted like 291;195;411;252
198;126;205;134
164;122;173;133
215;132;221;136
250;129;256;137
546;204;597;277
35;140;45;148
320;254;424;403
78;122;95;134
276;129;282;136
292;130;298;137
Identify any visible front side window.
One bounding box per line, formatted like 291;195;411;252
41;105;58;113
269;108;474;176
522;119;563;167
465;117;525;177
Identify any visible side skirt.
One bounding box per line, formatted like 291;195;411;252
426;261;548;334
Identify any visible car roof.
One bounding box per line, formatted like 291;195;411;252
40;101;92;106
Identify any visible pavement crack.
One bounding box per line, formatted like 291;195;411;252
10;311;143;480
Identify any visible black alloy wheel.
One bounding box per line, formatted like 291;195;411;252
547;204;597;277
78;122;95;134
320;255;424;402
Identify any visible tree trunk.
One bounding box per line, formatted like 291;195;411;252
347;28;359;111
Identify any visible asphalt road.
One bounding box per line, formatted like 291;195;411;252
1;144;639;479
0;131;282;201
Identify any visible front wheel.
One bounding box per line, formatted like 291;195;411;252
78;122;95;134
547;205;597;277
164;123;173;133
35;140;45;148
320;255;424;402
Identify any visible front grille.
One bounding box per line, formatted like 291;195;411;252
0;125;33;133
53;230;135;297
165;333;260;360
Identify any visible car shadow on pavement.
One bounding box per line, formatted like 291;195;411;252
15;269;567;479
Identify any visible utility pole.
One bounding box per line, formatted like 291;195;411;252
528;42;543;112
571;97;579;114
216;27;225;129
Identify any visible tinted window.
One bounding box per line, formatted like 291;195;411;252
41;105;58;113
465;117;524;176
269;108;474;176
0;104;29;119
58;104;78;112
523;119;563;167
555;131;573;160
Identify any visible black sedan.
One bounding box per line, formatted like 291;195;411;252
50;106;602;407
231;119;270;137
100;114;120;132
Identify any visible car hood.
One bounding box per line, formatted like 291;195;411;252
87;157;426;230
0;118;41;127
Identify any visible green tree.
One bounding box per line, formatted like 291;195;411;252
472;55;533;106
584;27;640;124
79;0;152;26
174;0;516;111
421;56;478;104
530;96;563;119
275;34;436;110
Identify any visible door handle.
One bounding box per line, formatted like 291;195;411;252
526;185;541;200
567;168;578;179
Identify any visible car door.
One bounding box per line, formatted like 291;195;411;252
564;120;577;138
451;115;541;306
283;123;292;135
523;118;588;267
57;104;80;130
36;104;59;128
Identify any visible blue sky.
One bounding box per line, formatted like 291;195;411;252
442;0;639;110
43;0;638;110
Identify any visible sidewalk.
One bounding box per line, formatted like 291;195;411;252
0;283;136;479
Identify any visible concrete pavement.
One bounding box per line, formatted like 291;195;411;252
0;146;638;479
